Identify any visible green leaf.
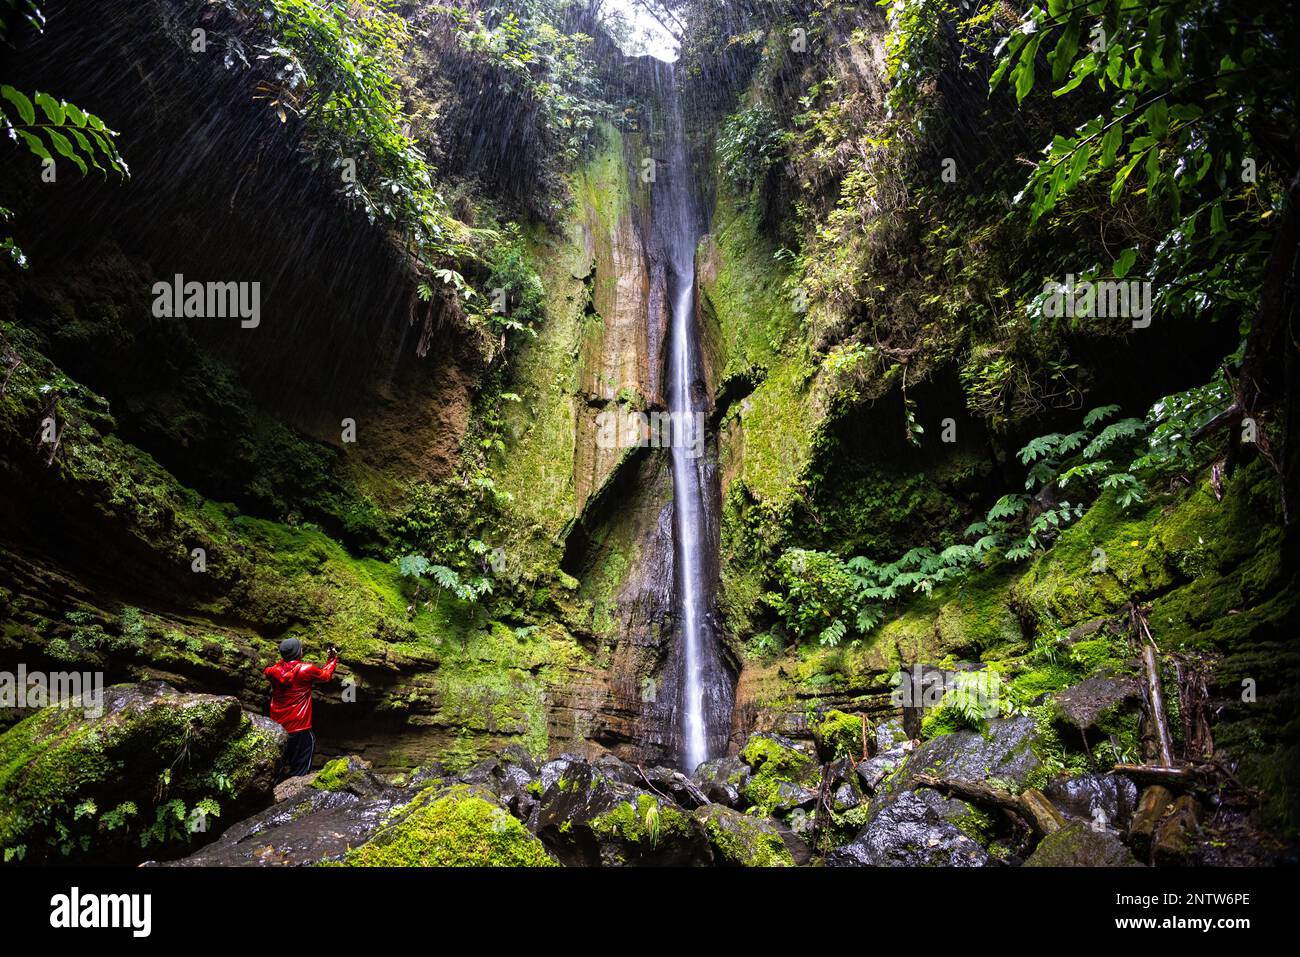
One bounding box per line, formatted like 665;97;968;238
1112;247;1137;278
34;91;65;126
1099;122;1122;168
45;129;87;175
1;85;35;125
16;129;51;162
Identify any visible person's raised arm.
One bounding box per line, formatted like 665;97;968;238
303;647;339;682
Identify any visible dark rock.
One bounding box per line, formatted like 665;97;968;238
1054;675;1141;736
539;757;580;792
875;718;909;753
164;787;405;866
312;755;392;799
498;744;541;777
1025;821;1142;866
857;748;906;793
1045;773;1139;831
772;780;818;813
825;788;992;867
591;752;641;786
833;782;862;812
692;755;751;807
885;716;1041;800
639;765;709;809
772;818;813;866
532;761;710;866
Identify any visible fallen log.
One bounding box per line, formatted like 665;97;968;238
913;774;1064;836
1141;642;1177;766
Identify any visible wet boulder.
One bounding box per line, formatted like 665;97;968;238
693;805;795;867
639;765;710;809
0;681;283;865
1024;821;1142;867
1045;773;1139;831
826;788;992;867
876;718;909;753
857;748;907;793
164;786;405;866
531;761;709;866
692;755;751;807
454;750;544;818
883;716;1041;800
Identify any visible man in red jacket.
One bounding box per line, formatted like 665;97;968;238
264;637;338;780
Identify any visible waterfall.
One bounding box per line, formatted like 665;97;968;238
655;73;732;774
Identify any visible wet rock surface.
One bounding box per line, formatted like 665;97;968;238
1045;773;1139;831
826;788;992;867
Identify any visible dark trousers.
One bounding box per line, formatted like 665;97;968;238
281;729;316;780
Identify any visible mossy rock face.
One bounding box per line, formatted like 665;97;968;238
739;732;820;815
0;681;284;864
339;784;557;867
1024;821;1141;867
693;804;794;867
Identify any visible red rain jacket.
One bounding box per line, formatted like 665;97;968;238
264;657;337;734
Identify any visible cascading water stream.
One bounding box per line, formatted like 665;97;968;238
656;73;730;774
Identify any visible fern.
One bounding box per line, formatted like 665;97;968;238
1083;404;1121;428
1017;432;1062;464
1083;418;1146;459
987;493;1030;521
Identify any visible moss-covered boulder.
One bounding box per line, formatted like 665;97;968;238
310;755;389;797
1024;822;1141;867
338;784;557;867
738;732;821;815
693;805;795;867
814;710;865;761
0;681;283;864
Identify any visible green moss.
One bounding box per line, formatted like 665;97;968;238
697;806;794;867
589;793;692;847
340;785;557;867
814;709;863;760
310;757;358;792
739;735;819;814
